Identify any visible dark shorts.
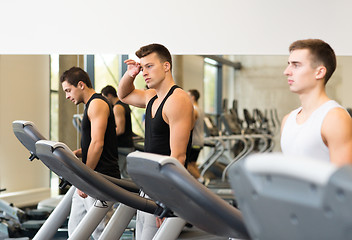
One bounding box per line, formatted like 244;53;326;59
188;146;203;163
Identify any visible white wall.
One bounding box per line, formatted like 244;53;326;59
227;55;299;119
0;55;50;205
335;57;352;107
1;1;352;55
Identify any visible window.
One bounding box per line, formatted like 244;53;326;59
203;58;218;114
94;55;145;137
204;57;223;115
94;54;120;92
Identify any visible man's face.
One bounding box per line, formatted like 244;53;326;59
283;49;319;94
62;81;82;105
140;52;168;89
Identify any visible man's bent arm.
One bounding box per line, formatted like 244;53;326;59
85;99;109;170
166;90;194;165
114;105;126;135
322;108;352;166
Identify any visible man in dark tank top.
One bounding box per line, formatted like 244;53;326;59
60;67;120;240
101;85;134;178
118;44;194;240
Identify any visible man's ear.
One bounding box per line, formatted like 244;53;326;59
316;66;327;80
78;81;85;89
164;62;171;72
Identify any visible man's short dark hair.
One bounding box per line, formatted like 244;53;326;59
60;67;93;88
135;43;172;70
189;89;200;102
289;39;336;84
101;85;117;97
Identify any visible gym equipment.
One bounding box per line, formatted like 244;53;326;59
127;150;352;240
228;153;352;240
12;120;46;161
13;120;149;239
33;136;223;239
198;115;250;203
35;140;196;240
201;104;277;188
201;115;249;179
0;198;25;239
0;192;47;239
12;120;70;203
2;121;52;239
72;114;83;133
127;151;250;239
14;120;247;239
12;120;72;239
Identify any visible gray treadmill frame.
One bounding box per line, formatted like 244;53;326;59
127;151;250;239
228;153;352;240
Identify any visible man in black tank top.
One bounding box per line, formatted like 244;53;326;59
118;44;194;240
102;85;134;178
60;67;120;240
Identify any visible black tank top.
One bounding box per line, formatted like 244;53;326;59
115;100;134;148
144;85;192;166
81;93;120;178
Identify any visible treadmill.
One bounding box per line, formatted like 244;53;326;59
127;151;250;239
13;120;170;240
228;153;352;240
13;120;219;239
127;150;352;240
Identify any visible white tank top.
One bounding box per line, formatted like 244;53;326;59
192;105;205;147
281;100;344;162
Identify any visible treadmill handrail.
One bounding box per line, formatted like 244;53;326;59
12;120;47;160
127;151;250;239
244;153;337;186
35;140;171;216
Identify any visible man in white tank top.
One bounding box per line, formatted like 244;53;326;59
281;39;352;166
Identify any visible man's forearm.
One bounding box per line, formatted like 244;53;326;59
116;126;125;136
171;151;186;166
117;73;135;100
86;141;104;170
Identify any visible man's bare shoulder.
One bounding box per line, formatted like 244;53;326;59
114;103;125;114
90;98;108;108
324;107;351;124
164;88;193;117
322;107;352;140
323;107;352;128
323;107;352;166
88;98;109;115
167;88;192;106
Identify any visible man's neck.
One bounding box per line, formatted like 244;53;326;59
112;96;119;104
83;88;96;104
299;87;330;114
154;75;175;99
